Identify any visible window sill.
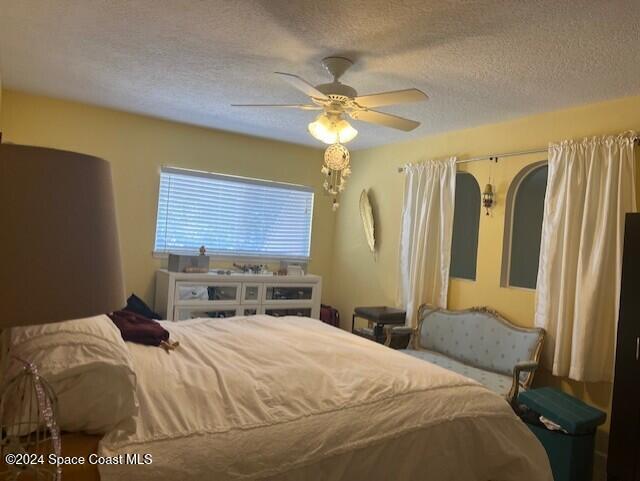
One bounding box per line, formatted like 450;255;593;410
501;283;536;292
450;276;477;283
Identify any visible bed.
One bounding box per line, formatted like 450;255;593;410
8;315;552;480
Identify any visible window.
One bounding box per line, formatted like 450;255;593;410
154;167;314;260
502;162;548;289
450;172;480;280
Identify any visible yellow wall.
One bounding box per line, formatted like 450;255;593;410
327;94;640;463
0;90;332;304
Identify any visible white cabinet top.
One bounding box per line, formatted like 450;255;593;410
157;269;321;284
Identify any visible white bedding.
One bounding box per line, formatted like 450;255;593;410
99;316;551;481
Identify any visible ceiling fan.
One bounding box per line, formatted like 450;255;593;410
232;56;428;143
233;56;428;210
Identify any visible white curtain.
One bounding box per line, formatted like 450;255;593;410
534;133;637;382
398;158;457;327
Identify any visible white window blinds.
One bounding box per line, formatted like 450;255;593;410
154;167;314;260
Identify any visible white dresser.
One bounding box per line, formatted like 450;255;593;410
154;270;322;321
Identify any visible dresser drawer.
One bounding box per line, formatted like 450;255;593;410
175;282;241;305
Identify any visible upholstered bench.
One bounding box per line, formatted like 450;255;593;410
386;305;545;403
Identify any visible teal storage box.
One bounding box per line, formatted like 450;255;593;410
519;388;606;481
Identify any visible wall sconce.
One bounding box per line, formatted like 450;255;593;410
482;183;494;215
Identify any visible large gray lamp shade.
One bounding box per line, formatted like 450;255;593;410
0;144;125;327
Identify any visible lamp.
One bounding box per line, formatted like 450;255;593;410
0;143;125;478
482;183;494;215
308;113;358;145
0;144;125;328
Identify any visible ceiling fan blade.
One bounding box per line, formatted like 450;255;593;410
350;109;420;131
274;72;328;100
355;88;428;108
231;103;322;110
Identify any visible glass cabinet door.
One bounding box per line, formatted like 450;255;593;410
264;286;313;301
207;285;239;301
175;282;240;303
242;284;262;304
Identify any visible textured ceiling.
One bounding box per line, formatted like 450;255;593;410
1;1;639;149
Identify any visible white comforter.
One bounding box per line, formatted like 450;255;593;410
99;316;551;481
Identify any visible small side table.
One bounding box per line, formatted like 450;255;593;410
352;306;406;345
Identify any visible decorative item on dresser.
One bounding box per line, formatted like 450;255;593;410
167;246;210;273
154;270;322;321
607;213;640;481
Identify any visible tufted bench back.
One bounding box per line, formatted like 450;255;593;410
417;305;544;377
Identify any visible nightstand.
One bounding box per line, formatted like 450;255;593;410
352;306;407;348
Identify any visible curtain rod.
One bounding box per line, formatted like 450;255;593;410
396;137;640;173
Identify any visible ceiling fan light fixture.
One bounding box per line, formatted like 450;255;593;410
335;119;358;144
308;114;358;144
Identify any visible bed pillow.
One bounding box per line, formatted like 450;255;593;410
125;293;161;320
8;315;138;435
